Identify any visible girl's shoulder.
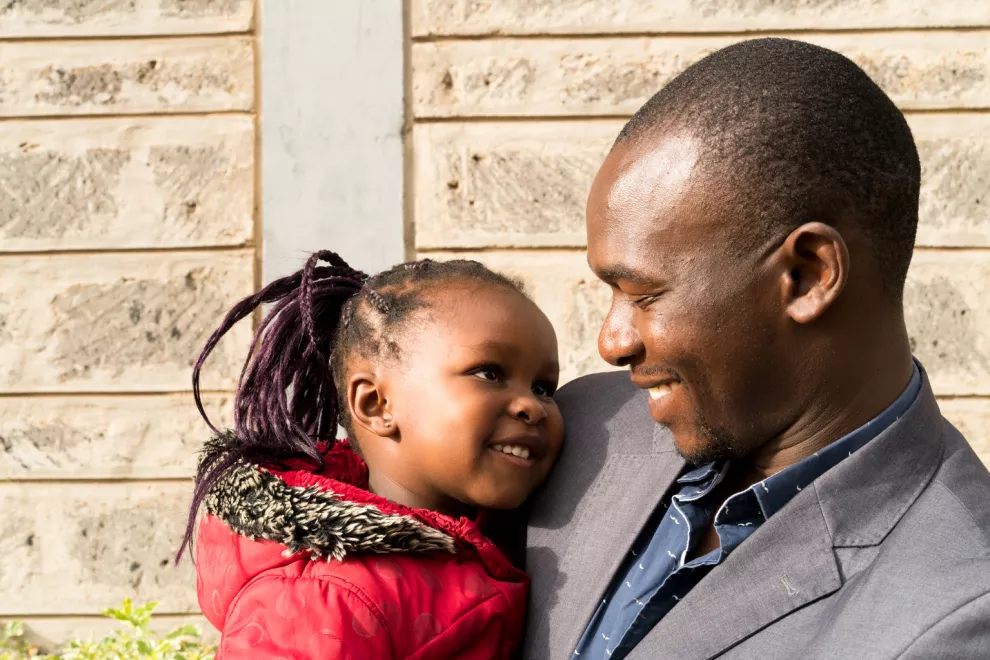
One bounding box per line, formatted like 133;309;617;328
201;521;528;659
198;505;528;659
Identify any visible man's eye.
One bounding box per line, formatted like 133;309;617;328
532;382;556;398
631;293;662;310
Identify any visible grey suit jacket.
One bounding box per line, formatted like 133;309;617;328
523;369;990;659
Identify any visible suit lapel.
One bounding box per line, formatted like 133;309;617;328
528;423;686;658
628;483;841;660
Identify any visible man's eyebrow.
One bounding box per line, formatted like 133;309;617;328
592;263;657;286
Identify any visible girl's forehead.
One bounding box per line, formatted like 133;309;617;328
416;284;557;357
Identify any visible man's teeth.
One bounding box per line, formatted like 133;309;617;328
649;383;677;400
491;444;532;459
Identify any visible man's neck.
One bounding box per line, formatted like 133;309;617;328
740;341;915;485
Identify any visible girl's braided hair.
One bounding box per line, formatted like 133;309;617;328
176;251;524;562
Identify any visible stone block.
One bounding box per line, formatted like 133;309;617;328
413;116;990;249
0;394;232;480
911;114;990;247
412;33;990;117
0;250;254;393
419;250;619;383
0;0;253;37
414;122;614;248
0;482;196;615
0;116;254;251
938;398;990;468
412;1;990;36
0;37;254;117
904;251;990;396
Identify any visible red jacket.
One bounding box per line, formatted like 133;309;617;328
195;442;528;659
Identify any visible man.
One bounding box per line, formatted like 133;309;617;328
523;38;990;659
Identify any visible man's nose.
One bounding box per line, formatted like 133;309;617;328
598;300;644;367
508;392;548;425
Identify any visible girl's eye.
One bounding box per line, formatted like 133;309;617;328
532;382;556;398
474;366;503;383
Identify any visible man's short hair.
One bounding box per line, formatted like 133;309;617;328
617;38;921;299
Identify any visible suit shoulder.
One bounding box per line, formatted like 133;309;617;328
555;370;639;418
931;420;990;548
554;370;656;453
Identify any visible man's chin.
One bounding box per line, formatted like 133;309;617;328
672;429;739;466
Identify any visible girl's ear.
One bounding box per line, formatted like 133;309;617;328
348;371;398;438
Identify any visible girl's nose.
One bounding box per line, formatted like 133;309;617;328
508;393;547;426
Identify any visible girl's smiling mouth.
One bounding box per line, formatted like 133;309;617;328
487;433;547;464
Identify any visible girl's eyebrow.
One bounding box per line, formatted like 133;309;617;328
465;339;514;353
464;341;560;374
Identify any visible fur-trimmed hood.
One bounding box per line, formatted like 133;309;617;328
203;440;467;562
196;439;529;657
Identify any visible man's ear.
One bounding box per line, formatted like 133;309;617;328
348;371;398;438
777;222;850;324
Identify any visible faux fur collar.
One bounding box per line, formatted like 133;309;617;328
204;441;460;562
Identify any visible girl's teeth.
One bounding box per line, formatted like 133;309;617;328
492;445;531;459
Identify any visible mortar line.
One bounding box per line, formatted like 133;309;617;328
402;0;417;261
414;114;634;123
0;31;252;45
913;246;990;252
417;246;990;254
410;26;990;43
0;390;232;398
5;612;204;621
416;246;588;254
0;245;254;259
0;477;193;486
251;0;264;330
0;110;253;123
411;109;990;124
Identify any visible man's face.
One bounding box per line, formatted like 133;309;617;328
587;135;798;464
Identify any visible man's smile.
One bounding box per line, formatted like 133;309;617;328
648;380;682;401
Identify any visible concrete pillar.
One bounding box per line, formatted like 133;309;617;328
262;0;405;282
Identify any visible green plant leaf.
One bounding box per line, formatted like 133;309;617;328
1;601;216;659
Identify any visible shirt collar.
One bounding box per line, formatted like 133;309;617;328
677;462;721;484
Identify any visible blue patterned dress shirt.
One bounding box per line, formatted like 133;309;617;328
575;363;922;659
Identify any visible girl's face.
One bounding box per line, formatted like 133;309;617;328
359;283;564;516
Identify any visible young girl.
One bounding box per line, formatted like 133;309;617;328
179;251;563;659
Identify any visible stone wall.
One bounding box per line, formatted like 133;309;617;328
0;0;254;643
409;3;990;468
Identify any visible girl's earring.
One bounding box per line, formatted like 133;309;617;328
383;414;393;428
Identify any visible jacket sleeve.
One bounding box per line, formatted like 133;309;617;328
897;592;990;660
219;574;394;659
